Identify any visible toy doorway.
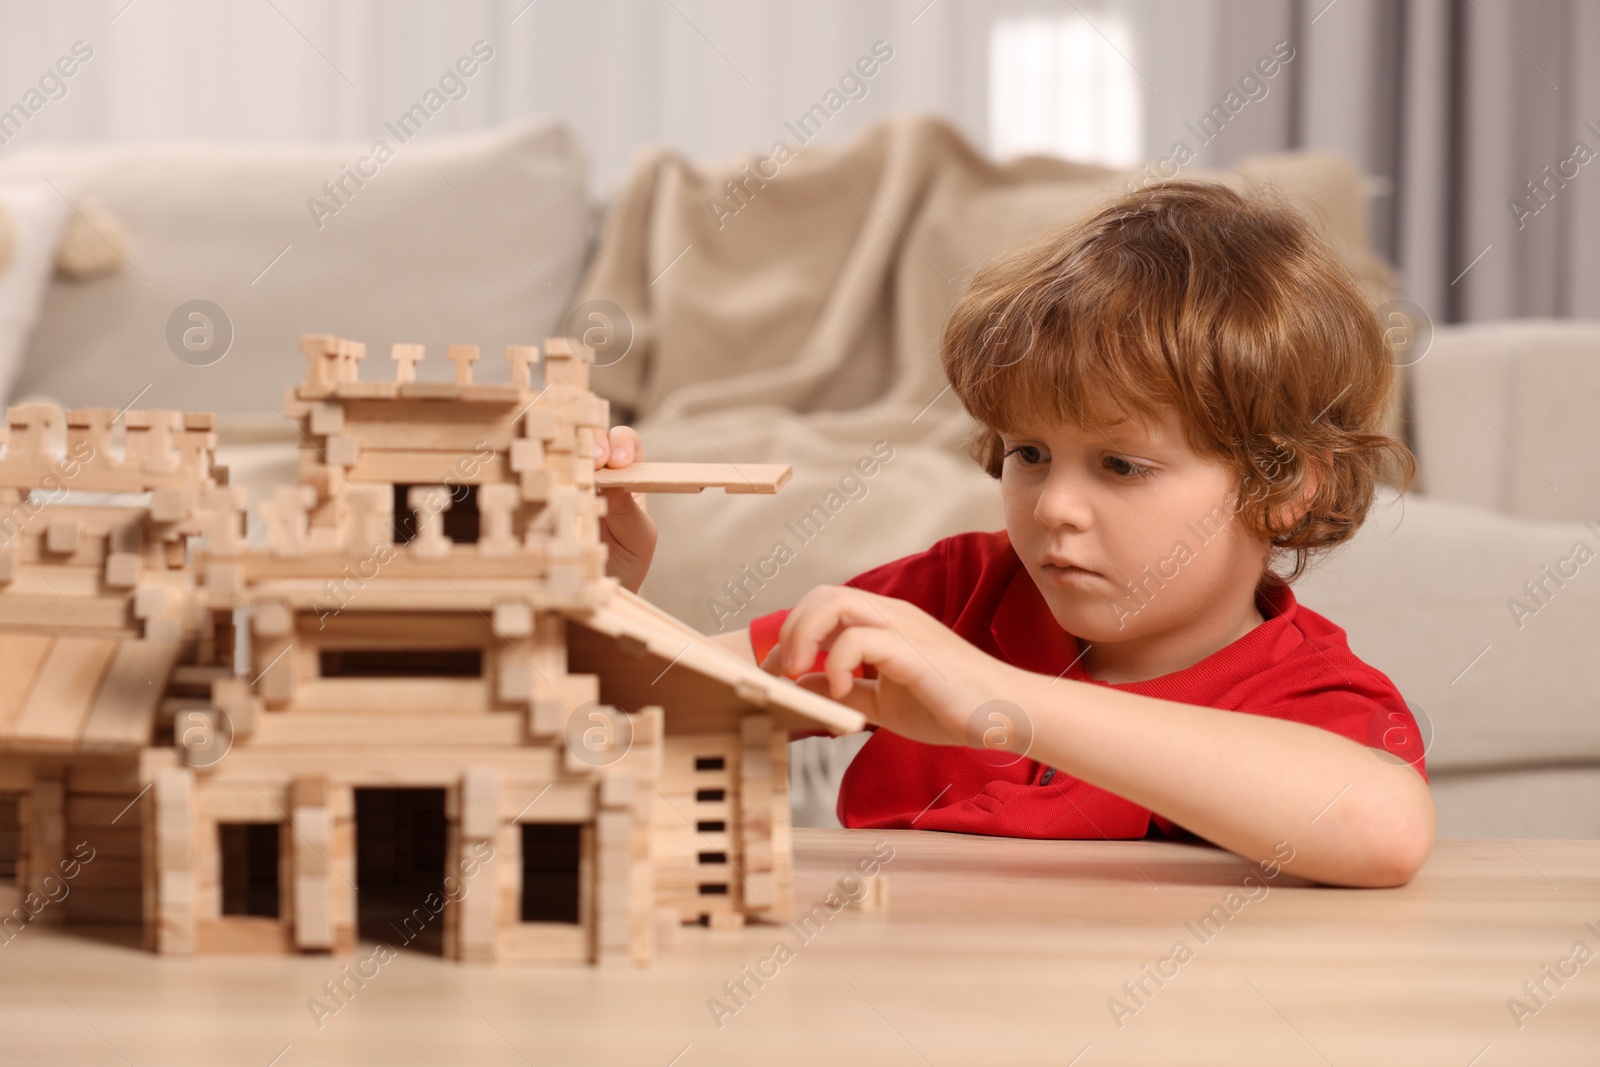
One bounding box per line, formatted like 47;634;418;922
354;788;447;955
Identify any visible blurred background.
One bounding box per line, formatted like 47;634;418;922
1;0;1596;837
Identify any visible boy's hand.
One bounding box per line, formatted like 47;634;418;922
593;426;657;594
773;585;1026;750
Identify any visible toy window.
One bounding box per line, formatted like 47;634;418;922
393;483;480;545
219;822;281;918
320;648;483;677
0;793;18;885
521;823;581;923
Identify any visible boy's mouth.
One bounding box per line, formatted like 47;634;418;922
1041;559;1103;581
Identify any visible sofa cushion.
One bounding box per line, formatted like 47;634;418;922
0;118;591;412
1411;320;1600;521
1296;485;1600;770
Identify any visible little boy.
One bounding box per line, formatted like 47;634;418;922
593;179;1434;888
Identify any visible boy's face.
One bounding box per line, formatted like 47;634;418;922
998;403;1273;668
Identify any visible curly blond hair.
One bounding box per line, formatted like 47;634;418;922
941;179;1415;590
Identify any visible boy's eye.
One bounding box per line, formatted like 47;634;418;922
1002;445;1044;466
1105;454;1155;480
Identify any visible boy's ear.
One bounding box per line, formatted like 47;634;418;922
1271;448;1329;533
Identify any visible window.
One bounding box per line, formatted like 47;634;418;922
694;756;726;771
320;648;483;678
393;483;480;545
696;820;726;833
219;823;281;918
695;788;726;803
0;794;17;884
521;823;581;923
988;12;1143;168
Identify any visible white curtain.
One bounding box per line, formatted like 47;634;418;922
4;0;1593;320
0;0;997;197
1210;0;1600;321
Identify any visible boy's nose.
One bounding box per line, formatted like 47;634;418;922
1033;471;1094;530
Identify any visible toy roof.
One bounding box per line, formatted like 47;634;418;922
570;580;864;736
0;635;182;754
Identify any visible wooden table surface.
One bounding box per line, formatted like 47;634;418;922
2;830;1597;1066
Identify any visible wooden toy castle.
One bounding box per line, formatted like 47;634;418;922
0;336;863;965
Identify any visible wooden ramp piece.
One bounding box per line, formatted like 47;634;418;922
574;585;866;736
10;638;115;750
79;640;183;751
593;462;791;494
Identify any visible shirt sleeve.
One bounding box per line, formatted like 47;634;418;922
1257;688;1430;783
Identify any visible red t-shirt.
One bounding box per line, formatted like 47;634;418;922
749;529;1428;841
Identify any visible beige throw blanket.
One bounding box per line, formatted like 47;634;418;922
570;114;1395;634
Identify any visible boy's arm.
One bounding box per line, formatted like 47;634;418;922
777;585;1435;889
1008;672;1435;887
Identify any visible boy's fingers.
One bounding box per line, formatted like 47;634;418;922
779;587;887;676
794;672;879;716
594;426;642;468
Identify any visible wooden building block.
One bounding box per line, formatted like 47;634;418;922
509;438;544;472
45;519;81;554
255;639;294;708
252;601;292;637
477;483;518;556
344;484;393;553
210;677;260;741
25;769;66;925
292;779;332;950
460;768;499;840
105;551;142;589
65;407;116;468
389;343;425;383
506;344;539;388
5;402;59;459
150;488;188;523
497;658;532;704
325;435;360;468
447;344;481;385
125;411;182;474
299;335;340;397
151;767;196;953
406;486;451;560
492;601;533;638
523;408;557;441
336;338;366;383
599;773;636;809
308;402;344;436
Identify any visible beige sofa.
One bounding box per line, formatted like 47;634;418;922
3;119;1593;839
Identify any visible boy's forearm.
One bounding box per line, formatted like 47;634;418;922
1007;669;1436;888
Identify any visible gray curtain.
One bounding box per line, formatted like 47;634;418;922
1209;0;1600;324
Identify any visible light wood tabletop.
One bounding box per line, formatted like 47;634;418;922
2;829;1596;1066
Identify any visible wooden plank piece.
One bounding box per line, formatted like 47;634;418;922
79;640;181;751
592;462;791;494
12;637;117;748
